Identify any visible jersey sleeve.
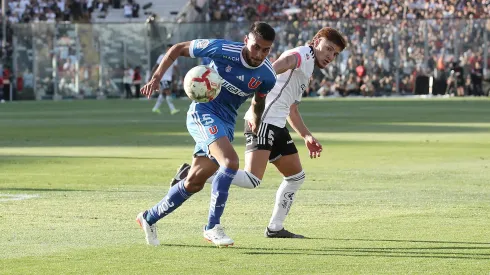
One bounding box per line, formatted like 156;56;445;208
256;73;277;97
286;47;312;75
188;39;222;59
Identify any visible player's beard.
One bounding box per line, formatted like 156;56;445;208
243;48;261;67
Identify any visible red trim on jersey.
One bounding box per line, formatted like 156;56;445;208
291;52;301;69
256;92;267;98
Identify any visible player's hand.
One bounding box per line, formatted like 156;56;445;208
304;135;322;159
140;78;160;98
247;120;258;134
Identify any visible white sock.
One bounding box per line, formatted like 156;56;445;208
153;94;164;110
268;171;305;231
166;95;176;111
206;169;261;189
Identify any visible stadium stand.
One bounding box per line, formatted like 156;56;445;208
1;0;489;100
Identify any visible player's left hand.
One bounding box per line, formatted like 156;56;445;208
304;135;322;159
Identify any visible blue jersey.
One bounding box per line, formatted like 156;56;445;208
189;39;277;126
201;57;212;65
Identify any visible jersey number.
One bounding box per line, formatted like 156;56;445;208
268;129;274;146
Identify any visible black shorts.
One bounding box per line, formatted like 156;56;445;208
160;80;171;90
244;121;298;162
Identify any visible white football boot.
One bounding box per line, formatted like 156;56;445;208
136;212;160;246
203;224;234;247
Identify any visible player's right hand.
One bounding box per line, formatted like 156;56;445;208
140;78;160;98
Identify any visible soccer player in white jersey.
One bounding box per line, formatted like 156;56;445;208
170;27;347;238
151;45;180;115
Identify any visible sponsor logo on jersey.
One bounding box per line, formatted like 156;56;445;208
222;55;240;62
222;80;249;97
306;53;310;60
237;75;244;81
196;39;209;49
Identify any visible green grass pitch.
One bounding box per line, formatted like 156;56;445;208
1;98;489;274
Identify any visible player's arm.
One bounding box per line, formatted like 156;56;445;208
287;103;311;138
152;43;190;82
141;42;191;97
272;54;299;75
288;103;322;158
249;92;267;133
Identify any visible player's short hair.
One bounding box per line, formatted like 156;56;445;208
249;22;276;42
312;27;347;51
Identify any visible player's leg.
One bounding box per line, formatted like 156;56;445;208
205;122;272;189
266;128;305;238
136;155;217;245
203;136;239;247
164;86;180;115
152;90;164;113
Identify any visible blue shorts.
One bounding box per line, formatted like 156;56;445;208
187;104;235;157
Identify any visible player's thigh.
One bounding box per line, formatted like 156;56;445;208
185;156;219;192
270;127;302;177
208;136;239;170
187;108;238;169
243;121;271;180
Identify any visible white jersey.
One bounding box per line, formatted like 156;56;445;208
245;46;315;128
156;54;178;81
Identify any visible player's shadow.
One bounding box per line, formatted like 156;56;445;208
325;237;490;245
163;241;490;260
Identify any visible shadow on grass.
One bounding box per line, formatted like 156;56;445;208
0;188;97;192
326;238;490;245
163;243;490;260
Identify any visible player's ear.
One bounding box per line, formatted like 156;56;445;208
314;38;320;47
244;35;248;45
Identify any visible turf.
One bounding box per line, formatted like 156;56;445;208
1;98;489;274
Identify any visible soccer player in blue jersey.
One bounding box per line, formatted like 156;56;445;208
136;22;277;247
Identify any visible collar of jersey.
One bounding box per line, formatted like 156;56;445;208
240;47;265;69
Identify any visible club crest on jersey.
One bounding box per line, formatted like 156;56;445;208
248;77;262;89
196;40;209;49
225;65;232;73
209;125;218;135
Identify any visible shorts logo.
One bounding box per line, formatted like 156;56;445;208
209;125;218;135
196;40;210;49
248;77;262;89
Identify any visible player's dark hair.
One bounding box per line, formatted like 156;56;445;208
249;22;275;42
312;27;347;51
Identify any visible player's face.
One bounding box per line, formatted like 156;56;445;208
243;34;273;67
313;38;342;69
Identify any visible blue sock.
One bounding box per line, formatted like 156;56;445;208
207;167;237;229
145;180;192;225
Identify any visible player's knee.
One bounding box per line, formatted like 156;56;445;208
221;156;239;171
284;170;305;187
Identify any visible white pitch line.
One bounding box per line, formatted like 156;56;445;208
0;194;40;202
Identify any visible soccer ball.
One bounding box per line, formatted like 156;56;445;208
183;65;223;103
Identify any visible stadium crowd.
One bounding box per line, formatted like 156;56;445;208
208;0;489;97
1;0;489;100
